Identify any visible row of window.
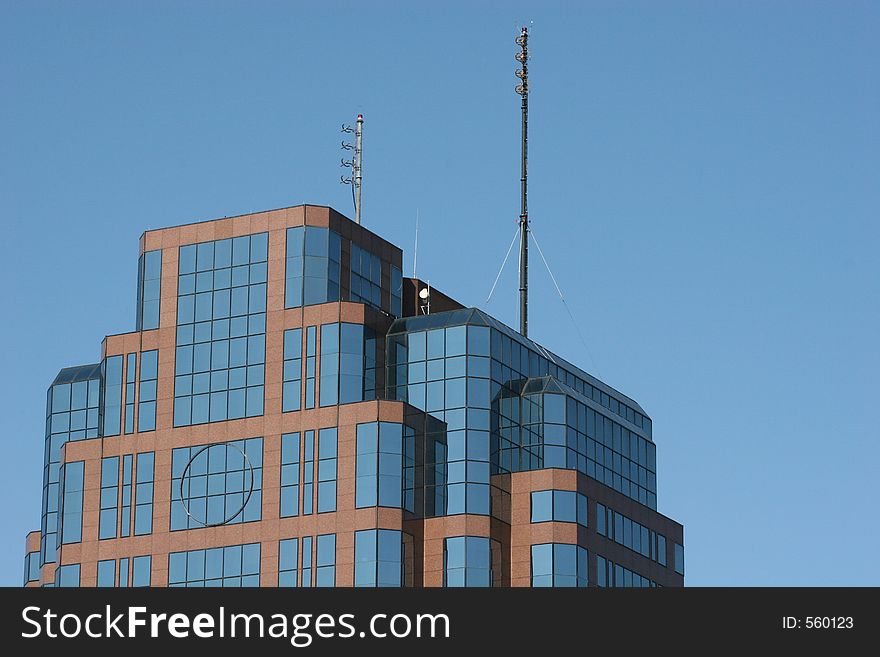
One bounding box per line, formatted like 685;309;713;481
282;323;378;413
137;226;404;336
350;242;382;308
319;322;378;407
278;534;337;587
284;226;402;315
596;555;659;588
388;318;652;434
278;430;338;517
386;324;657;512
97;556;152;587
285;227;341;308
49;539;675;588
530;490;588;526
531;543;589;587
53;435;681;585
98;318;383;438
355;422;414;511
100;350;159;436
169;543;261;587
597;502;667;566
497;390;657;508
99;452;154;539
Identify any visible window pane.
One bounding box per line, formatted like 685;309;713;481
531;491;552;523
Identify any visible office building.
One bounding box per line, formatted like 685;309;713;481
23;204;684;588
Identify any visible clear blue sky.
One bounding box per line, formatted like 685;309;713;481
1;0;877;586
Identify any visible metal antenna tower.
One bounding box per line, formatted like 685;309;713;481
340;114;364;224
515;27;530;337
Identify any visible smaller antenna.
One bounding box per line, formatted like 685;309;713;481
354;114;363;224
339;116;363;223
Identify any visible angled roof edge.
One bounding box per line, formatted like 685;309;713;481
51;363;102;386
389;307;647;416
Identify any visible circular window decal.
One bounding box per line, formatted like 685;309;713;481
178;442;255;527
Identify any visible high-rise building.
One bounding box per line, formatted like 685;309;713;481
23;204;684;588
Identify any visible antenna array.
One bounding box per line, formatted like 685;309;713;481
516;27;530;337
340;115;364;224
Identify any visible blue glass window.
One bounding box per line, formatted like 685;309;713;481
55;564;80;587
317;428;337;513
319;322;377;407
282;328;302;412
350;242;381;308
134;452;154;535
99;456;119;540
97;559;115;587
355;529;404;587
355;422;414;511
319;323;339;407
42;367;101;564
23;551;40;585
674;543;684;575
386;314;659;511
137;350;158;432
391;326;494;517
278;538;299;587
137;249;162;331
168;543;260;587
171;438;262;529
301;536;313;587
174;234;267;426
530;490;587;526
596;555;657;588
132;555;152;587
121;455;132;537
101;356;123;437
124;353;136;434
302;431;314;515
315;534;336;587
119;558;129;587
596;502;666;564
58;461;84;545
305;327;316;409
530;543;588;587
280;433;300;517
285;226;341;307
444;536;491;587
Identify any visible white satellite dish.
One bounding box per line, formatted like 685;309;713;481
418;287;430;300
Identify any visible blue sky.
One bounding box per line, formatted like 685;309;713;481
1;0;877;586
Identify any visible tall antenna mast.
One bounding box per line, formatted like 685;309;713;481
354;114;363;224
515;27;530;337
